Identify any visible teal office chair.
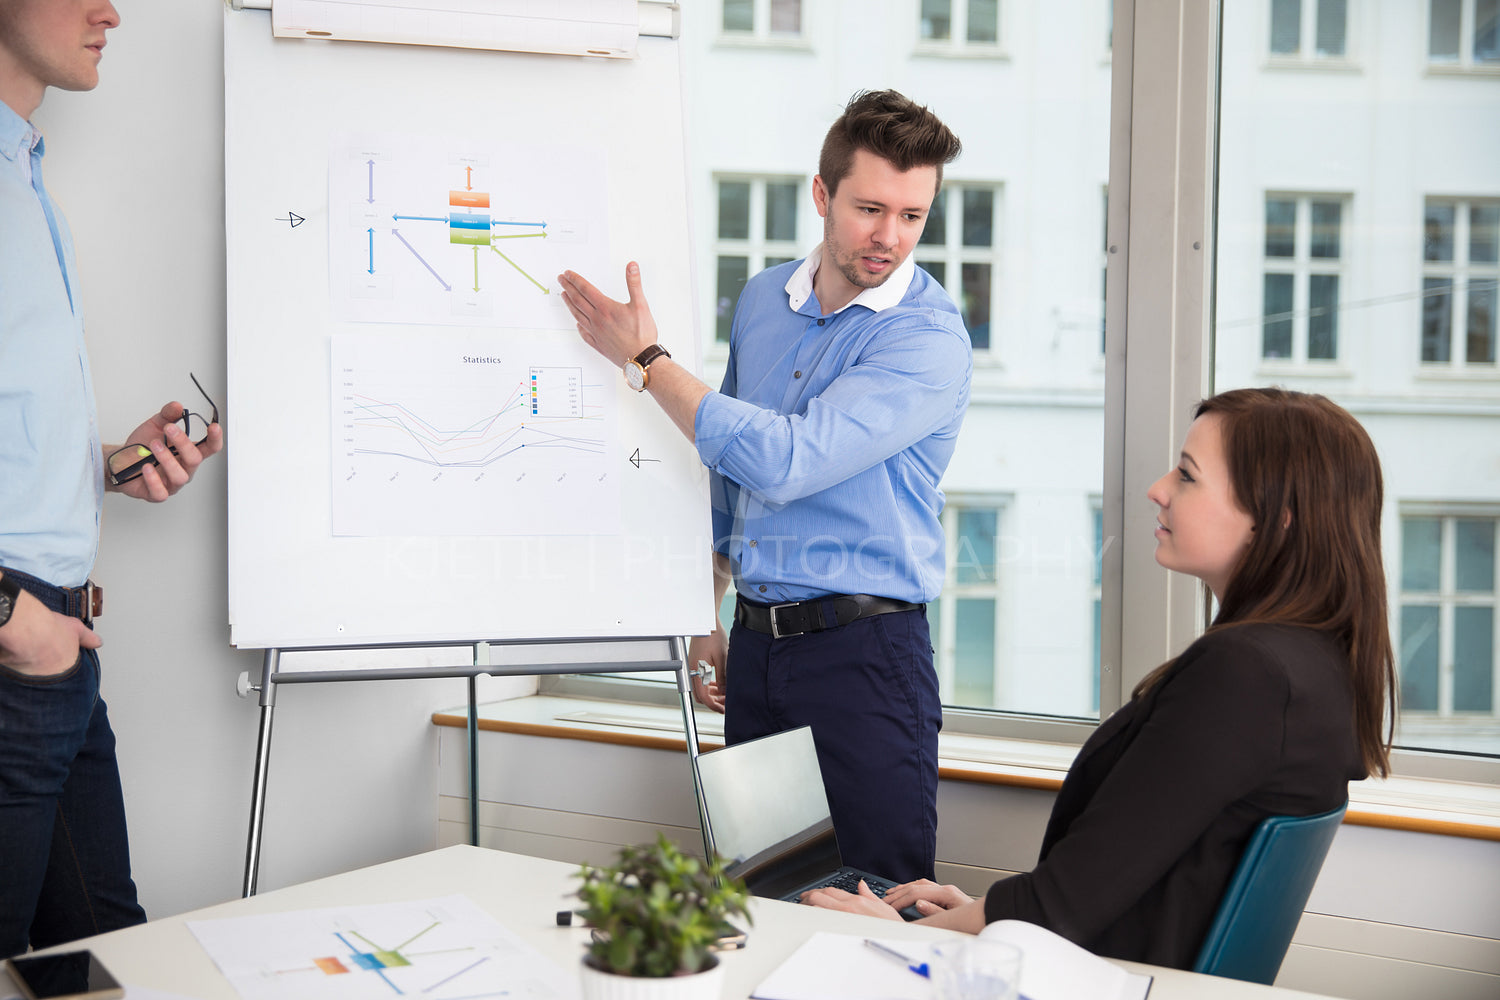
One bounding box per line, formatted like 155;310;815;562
1192;801;1348;985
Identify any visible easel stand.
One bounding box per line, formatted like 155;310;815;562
240;636;707;897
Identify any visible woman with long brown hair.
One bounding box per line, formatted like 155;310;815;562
805;388;1397;968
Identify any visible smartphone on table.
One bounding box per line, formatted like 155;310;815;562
5;950;124;1000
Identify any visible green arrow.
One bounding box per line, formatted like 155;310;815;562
491;231;548;240
490;245;549;294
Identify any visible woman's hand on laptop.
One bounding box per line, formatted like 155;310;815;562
881;878;974;915
799;880;902;920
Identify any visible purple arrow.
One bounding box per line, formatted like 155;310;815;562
391;229;451;290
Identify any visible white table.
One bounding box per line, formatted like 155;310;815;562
6;846;1341;999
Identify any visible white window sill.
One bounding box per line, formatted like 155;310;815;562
434;693;1500;842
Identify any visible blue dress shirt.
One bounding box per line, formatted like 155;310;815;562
694;248;972;604
0;102;102;587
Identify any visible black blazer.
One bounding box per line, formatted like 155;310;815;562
983;623;1365;968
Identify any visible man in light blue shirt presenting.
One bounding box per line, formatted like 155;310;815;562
560;91;969;882
0;0;223;957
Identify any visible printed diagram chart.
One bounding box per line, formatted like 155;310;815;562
332;333;618;537
188;895;578;1000
329;132;609;329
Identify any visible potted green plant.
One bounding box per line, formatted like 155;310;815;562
574;834;753;998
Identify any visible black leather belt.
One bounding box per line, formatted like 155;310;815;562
735;593;922;639
1;567;103;624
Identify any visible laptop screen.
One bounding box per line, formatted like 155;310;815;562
694;726;841;886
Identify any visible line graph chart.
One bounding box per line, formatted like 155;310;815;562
332;333;618;537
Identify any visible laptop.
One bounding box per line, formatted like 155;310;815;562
694;726;922;920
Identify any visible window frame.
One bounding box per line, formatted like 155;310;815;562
915;0;1008;57
1426;0;1500;73
708;173;805;347
929;494;1011;708
1267;0;1356;65
1258;192;1352;367
717;0;809;46
1420;196;1500;370
914;181;1003;357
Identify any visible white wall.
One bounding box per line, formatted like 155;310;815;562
30;0;472;918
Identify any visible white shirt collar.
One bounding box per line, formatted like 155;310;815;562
784;245;917;315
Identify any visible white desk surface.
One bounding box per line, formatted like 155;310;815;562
8;845;1340;1000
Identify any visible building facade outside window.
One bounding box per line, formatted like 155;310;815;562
721;0;803;39
1428;0;1500;68
1422;197;1499;366
1261;193;1346;362
1269;0;1350;60
918;0;1001;49
916;184;1001;352
712;176;802;343
1398;511;1498;751
928;499;1006;707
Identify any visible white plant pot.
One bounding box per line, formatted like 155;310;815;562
578;955;724;1000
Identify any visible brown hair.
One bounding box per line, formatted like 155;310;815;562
1134;388;1396;777
818;90;962;198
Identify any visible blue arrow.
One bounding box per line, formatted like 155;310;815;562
366;228;374;274
392;213;448;223
390;229;451;291
491;220;547;229
366;160;375;204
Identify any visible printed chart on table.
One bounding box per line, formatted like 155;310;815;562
188;894;579;1000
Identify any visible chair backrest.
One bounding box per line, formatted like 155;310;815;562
1191;801;1348;985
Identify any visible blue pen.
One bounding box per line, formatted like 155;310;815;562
862;938;930;979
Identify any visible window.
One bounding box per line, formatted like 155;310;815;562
916;184;1000;351
1421;198;1499;366
929;501;1006;707
721;0;803;39
1260;194;1347;362
918;0;1001;49
1398;512;1498;750
1428;0;1500;68
712;176;802;343
1269;0;1350;60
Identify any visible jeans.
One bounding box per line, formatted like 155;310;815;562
724;606;941;884
0;640;145;959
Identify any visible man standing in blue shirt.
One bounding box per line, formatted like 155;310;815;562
0;0;224;957
560;91;969;882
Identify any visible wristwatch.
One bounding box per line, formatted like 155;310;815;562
0;573;20;630
623;344;670;392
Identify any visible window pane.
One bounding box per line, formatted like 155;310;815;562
1425;202;1455;262
1262;273;1294;358
1453;606;1495;712
1478;0;1500;62
1316;0;1347;56
1456;519;1496;592
765;182;798;242
723;0;753;34
1402;517;1442;591
1422;277;1453;362
967;0;999;44
953;599;997;705
1399;605;1441;711
1469;281;1497;364
1271;0;1302;54
1430;0;1462;59
1471;205;1499;263
920;189;948;246
920;0;952;41
765;255;795;268
961;262;992;350
920;259;946;287
1308;274;1339;358
715;256;749;342
1265;198;1296;257
718;181;750;239
770;0;802;35
962;188;994;247
955;507;997;584
1310;200;1342;259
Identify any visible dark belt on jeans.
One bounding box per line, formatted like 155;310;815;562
735;593;922;639
1;567;103;623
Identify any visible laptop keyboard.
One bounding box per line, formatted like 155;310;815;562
808;870;894;896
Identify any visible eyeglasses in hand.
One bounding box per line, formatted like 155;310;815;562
106;373;221;487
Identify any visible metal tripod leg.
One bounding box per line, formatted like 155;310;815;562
242;648;279;898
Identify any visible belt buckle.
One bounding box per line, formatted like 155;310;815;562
768;602;802;639
82;580;102;623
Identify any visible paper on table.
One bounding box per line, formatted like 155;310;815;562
751;932;934;1000
978;921;1151;1000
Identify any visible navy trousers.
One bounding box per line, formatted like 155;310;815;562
0;600;144;958
724;606;941;884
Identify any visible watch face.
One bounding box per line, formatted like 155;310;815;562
0;593;12;627
623;361;646;391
